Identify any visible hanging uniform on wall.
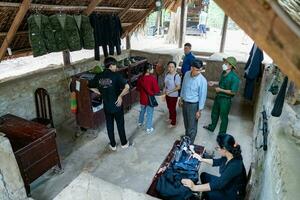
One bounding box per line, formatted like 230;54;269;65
74;15;95;50
90;13;123;60
243;43;264;100
49;14;82;52
49;14;69;51
27;14;57;57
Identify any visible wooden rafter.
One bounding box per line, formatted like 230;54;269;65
0;2;147;13
83;0;104;16
0;0;31;61
118;0;139;19
122;3;156;38
214;0;300;87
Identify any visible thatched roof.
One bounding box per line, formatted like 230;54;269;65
0;0;177;59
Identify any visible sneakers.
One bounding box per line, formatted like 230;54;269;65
168;124;176;128
146;128;154;134
109;144;117;151
121;141;134;149
138;123;143;127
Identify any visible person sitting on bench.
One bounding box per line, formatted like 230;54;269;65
181;133;247;200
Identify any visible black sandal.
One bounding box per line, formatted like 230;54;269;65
203;125;213;132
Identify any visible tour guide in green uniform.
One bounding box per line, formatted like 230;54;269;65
204;56;240;134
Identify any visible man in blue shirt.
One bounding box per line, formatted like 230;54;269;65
179;59;207;143
181;43;196;78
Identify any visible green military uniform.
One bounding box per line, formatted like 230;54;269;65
74;15;95;49
49;14;82;52
28;14;57;57
207;57;240;134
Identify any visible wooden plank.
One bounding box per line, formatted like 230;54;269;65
219;15;228;53
214;0;300;87
178;0;187;48
83;0;104;16
126;35;131;49
118;0;139;19
0;2;147;12
0;31;28;37
63;50;71;66
0;0;31;61
122;3;156;38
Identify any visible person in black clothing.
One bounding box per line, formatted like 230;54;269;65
89;57;132;151
182;134;247;200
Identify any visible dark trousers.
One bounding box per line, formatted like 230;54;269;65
104;110;127;147
166;96;178;125
208;96;232;134
182;101;198;143
200;172;224;200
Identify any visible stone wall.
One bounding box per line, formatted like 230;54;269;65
0;51;129;127
248;67;300;199
0;133;28;200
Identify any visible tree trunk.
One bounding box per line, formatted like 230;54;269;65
165;8;181;44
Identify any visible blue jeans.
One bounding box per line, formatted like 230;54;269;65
138;105;154;129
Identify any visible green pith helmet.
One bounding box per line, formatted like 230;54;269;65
223;56;237;68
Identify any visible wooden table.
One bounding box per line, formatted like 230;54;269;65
0;114;61;197
146;140;205;199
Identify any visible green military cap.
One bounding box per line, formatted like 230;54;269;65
223;56;237;68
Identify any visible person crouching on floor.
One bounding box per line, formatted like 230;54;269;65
181;133;247;200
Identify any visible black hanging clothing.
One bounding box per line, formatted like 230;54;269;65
90;13;123;60
271;76;288;117
244;43;264;100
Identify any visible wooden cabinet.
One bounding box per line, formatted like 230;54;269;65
70;58;147;130
0;114;61;197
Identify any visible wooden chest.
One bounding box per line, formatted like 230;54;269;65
0;114;61;196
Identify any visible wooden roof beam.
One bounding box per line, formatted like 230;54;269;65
83;0;104;16
0;0;31;61
214;0;300;87
118;0;139;19
0;2;147;12
122;3;156;38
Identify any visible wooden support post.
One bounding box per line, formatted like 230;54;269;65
126;35;131;50
156;10;162;35
118;0;139;20
0;0;31;61
178;0;187;48
214;0;300;87
83;0;104;16
63;50;71;66
219;15;228;53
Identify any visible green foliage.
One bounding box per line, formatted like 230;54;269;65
207;0;224;29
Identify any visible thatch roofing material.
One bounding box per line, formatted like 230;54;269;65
0;0;178;59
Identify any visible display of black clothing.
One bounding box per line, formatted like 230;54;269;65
90;13;123;60
271;76;288;117
244;43;264;100
89;69;127;114
156;138;200;200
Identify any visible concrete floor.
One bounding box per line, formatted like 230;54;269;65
31;98;253;200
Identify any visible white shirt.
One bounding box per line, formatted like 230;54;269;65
164;73;181;97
